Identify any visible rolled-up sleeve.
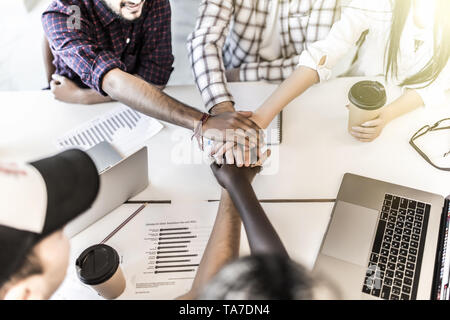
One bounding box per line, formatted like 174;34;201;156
298;0;370;82
409;60;450;108
186;0;235;112
42;7;126;95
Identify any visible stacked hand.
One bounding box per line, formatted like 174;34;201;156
206;102;266;166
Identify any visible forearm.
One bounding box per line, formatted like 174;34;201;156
78;88;113;105
180;190;241;299
102;68;202;130
225;179;288;257
252;66;319;129
382;89;424;122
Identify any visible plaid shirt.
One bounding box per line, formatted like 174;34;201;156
187;0;340;111
42;0;174;95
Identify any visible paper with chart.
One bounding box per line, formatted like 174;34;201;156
52;202;217;300
55;106;163;156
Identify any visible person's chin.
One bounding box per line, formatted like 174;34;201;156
121;9;143;21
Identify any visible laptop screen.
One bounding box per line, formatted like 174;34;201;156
436;198;450;300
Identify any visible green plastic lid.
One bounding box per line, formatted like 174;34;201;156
348;81;387;110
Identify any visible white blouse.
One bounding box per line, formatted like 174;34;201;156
298;0;450;107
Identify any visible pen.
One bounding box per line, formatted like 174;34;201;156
100;203;148;244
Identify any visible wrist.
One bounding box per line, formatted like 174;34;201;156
380;105;394;123
210;101;235;115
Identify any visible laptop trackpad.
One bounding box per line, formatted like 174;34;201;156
322;201;379;267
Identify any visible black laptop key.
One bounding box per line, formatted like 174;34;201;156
404;228;411;236
386;270;394;278
389;216;396;223
394;227;402;235
389;256;397;263
399;208;407;215
408;255;416;263
402;235;411;242
409;248;417;255
401;242;409;249
370;253;379;263
381;286;391;299
384;235;392;243
392;241;400;249
380;256;388;264
401;293;410;300
372;220;386;254
381;211;389;220
416;215;423;222
406;215;414;222
386;228;393;236
406;262;414;270
398;256;406;264
388;262;396;271
404;277;412;286
394;279;402;287
400;249;408;256
392;286;401;295
414;221;422;228
388;222;396;229
362;284;372;294
394;234;401;242
381;249;389;256
407;209;415;216
392;197;400;210
405;222;413;229
372;287;381;297
395;271;404;279
384;199;392;206
405;270;414;278
390;248;399;256
402;285;411;294
397;215;405;223
391;294;399;300
417;202;425;209
408;200;416;210
411;241;419;248
390;210;398;217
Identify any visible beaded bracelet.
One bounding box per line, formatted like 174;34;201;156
192;113;211;151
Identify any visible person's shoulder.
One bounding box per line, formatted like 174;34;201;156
43;0;88;16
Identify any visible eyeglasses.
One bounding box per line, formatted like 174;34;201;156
410;118;450;171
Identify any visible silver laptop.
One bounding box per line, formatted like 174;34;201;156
64;145;149;237
313;173;449;300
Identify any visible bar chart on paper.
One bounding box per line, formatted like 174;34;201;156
55;106;163;155
144;225;211;275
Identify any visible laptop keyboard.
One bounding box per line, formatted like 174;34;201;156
362;194;430;300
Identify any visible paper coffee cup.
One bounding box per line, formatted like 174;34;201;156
347;81;387;132
76;244;126;300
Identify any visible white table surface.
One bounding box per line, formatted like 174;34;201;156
1;78;449;202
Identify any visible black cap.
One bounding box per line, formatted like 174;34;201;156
76;244;120;285
348;81;387;110
0;149;99;287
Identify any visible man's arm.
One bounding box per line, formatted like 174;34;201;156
187;0;236;113
102;68;259;139
211;163;288;257
178;190;241;299
43;7;260;142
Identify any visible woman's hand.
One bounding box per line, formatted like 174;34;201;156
350;112;390;142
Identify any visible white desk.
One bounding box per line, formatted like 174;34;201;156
1;78;449;299
1;78;448;202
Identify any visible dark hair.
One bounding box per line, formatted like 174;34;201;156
198;254;314;300
0;252;43;299
386;0;450;88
